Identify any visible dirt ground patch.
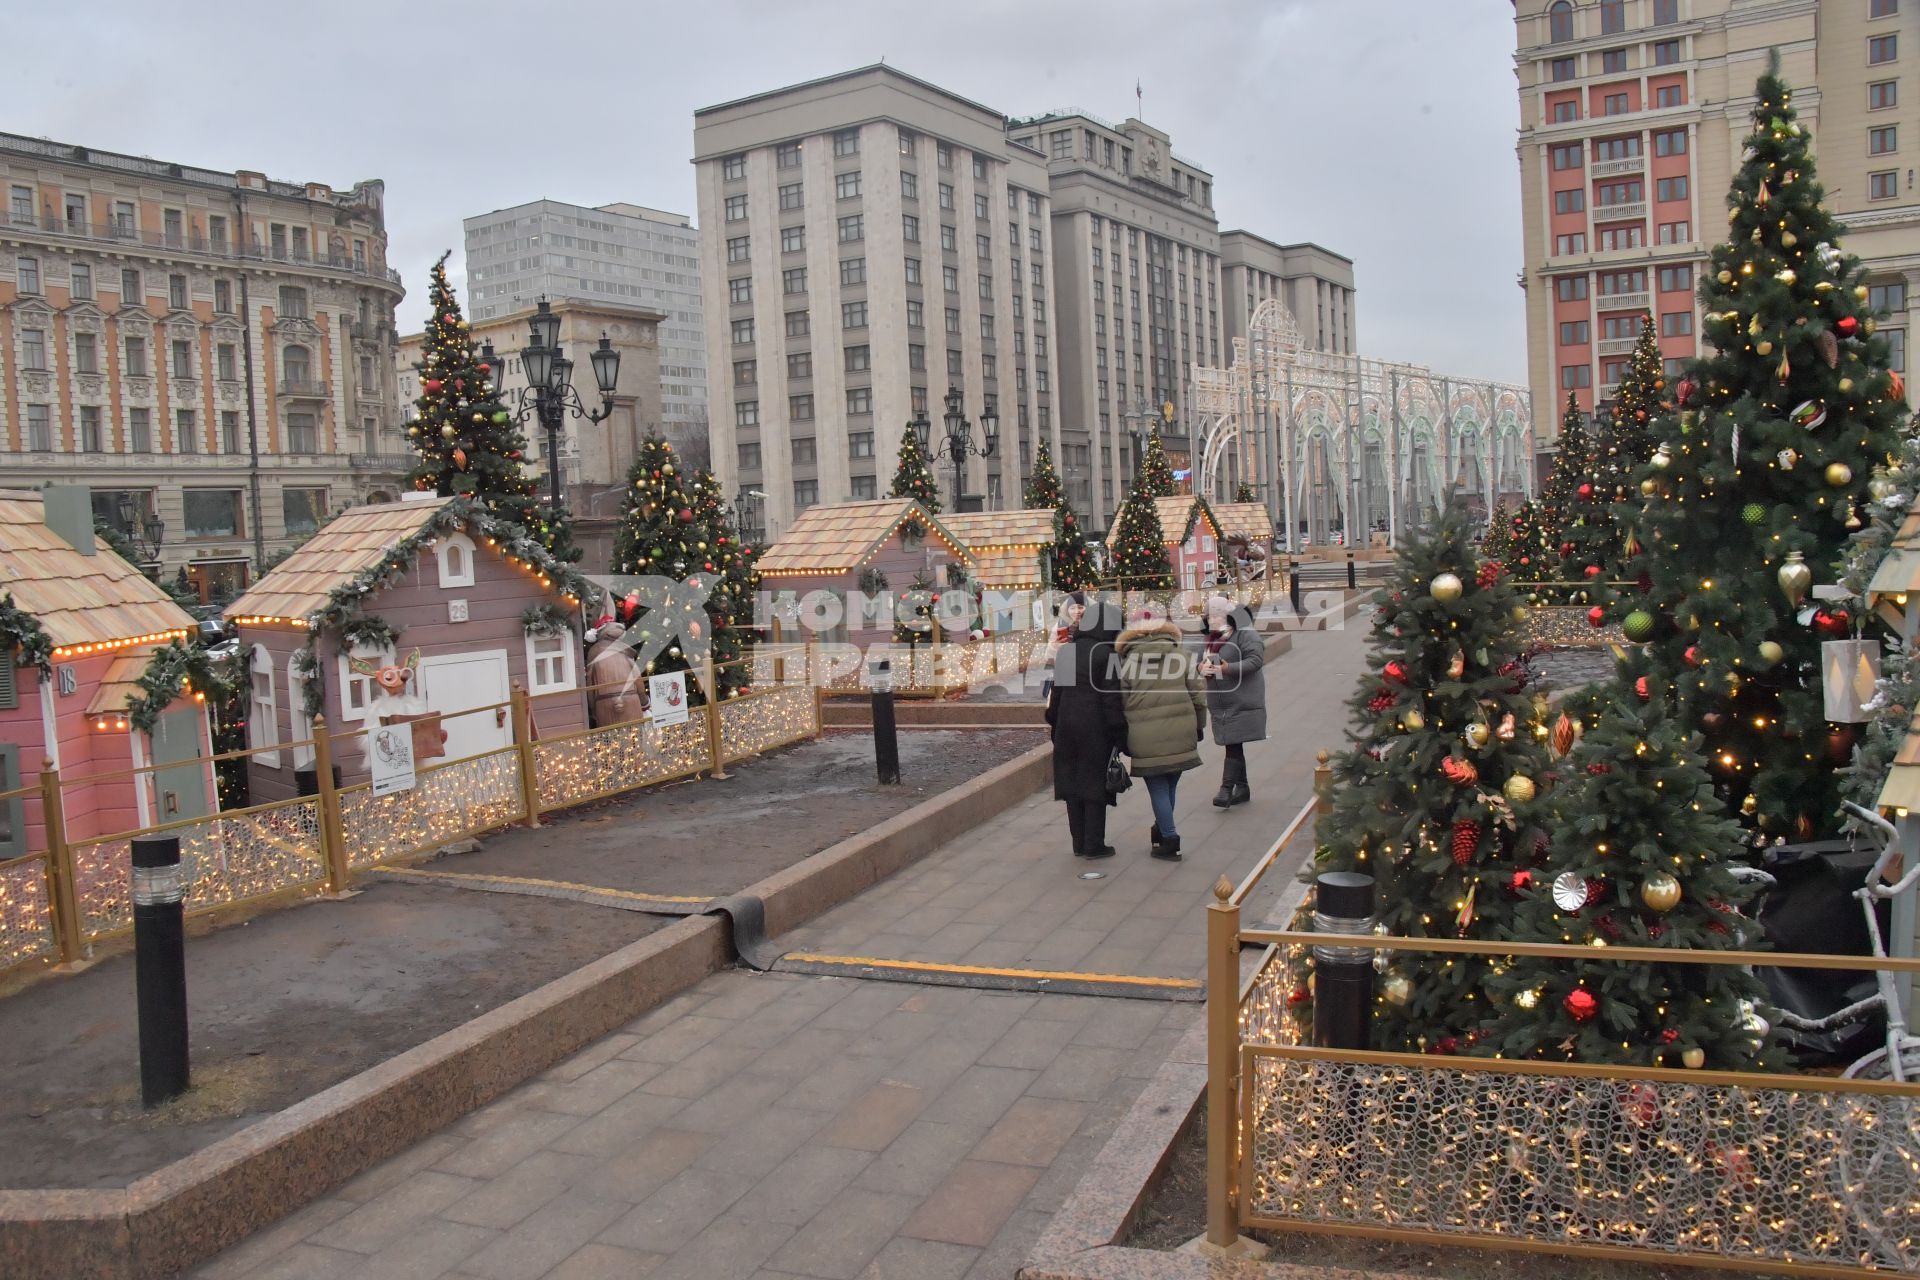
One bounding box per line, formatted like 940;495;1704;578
0;728;1038;1190
1128;1103;1775;1278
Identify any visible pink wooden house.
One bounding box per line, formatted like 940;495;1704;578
756;499;974;651
0;487;210;860
1107;495;1224;591
223;494;592;802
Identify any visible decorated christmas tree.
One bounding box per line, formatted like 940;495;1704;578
406;254;553;549
1313;500;1550;1053
1108;477;1174;592
1482;501;1512;561
1138;426;1177;498
1518;393;1594;580
1564;317;1663;584
1630;59;1907;839
1235;481;1257;504
1483;666;1779;1069
889;420;941;513
1023;438;1097;592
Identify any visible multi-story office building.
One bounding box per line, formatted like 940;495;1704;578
693;66;1060;541
1515;0;1919;439
1219;231;1357;359
464;199;706;455
0;132;406;599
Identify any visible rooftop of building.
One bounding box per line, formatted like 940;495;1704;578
1003;107;1211;175
0;131;382;208
464;197;695;230
695;63;1004;123
397;295;667;346
1220;228;1355;268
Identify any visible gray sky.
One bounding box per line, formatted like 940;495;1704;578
14;0;1524;383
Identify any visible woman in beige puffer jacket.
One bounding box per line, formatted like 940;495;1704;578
1115;617;1206;860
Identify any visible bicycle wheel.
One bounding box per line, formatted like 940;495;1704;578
1844;1038;1920;1082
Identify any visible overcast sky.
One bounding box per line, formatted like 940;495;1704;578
13;0;1524;383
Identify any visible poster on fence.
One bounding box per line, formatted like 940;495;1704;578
649;671;689;726
369;722;418;796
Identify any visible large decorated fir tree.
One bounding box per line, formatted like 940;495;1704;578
1138;426;1177;498
1483;666;1778;1069
889;420;941;513
1024;438;1097;592
1630;59;1907;839
1314;500;1550;1053
1107;478;1174;592
1565;316;1662;581
1235;481;1257;504
1482;501;1512;562
1514;393;1593;580
406;254;554;549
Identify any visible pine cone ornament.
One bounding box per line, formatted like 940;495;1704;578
1451;820;1483;867
1367;689;1398;713
1585;878;1609;909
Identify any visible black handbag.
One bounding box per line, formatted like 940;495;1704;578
1105;746;1132;794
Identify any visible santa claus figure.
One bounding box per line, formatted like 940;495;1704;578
584;616;647;726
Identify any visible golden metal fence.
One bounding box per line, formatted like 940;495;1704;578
3;644;827;982
1204;757;1920;1276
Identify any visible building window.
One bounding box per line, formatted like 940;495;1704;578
1657;264;1693;292
1656;175;1689;201
902;214;920;243
1553;100;1580;123
1653;0;1677;21
6;184;29;225
74;332;98;374
836;171;862;200
1603;92;1629;114
1653;39;1680;66
119;268;141;307
722;153;746;181
782;267;807;295
184;488;241;538
19;327;46;371
248;644;280;766
1551;57;1576;82
1655;84;1685;108
724;231;752;263
213;279;232;313
283;487;328;537
278;285;307;319
947;349;963;377
777;141;801;169
287;412;317;454
1872;35;1899;64
168;273;187;310
1890;329;1908;374
730;276;752;303
735;400;759;428
778;225;805;255
77;405;101;452
1657;221;1691;245
1598;269;1648;296
849;431;875;460
1871;282;1908;313
833;129;860;157
24;404;50;452
842;301;868;330
850;475;877;500
1654;128;1688;156
846;387;872;415
939;265;957;293
738;442;761;470
844;344;871;372
1871;169;1900;199
172;339;196;379
978;273;993;299
1598;225;1645;250
733;359;756;386
945;307;960;335
789;393;814;421
1661;311;1693;337
794;479;818;508
122;335;147;376
1599;0;1624;31
222;411;240;454
1873;125;1899;155
1874;0;1899;16
70;262;92;300
787;351;812;379
16;255;38;294
941;224;957;251
525;632;575;695
778;182;803;211
1554;189;1586;214
1550;143;1583;171
908;340;925;369
1560;364;1592;389
732;317;755;345
900;171;918;200
1603;50;1627;75
1873;80;1899;110
904;257;922;285
1555;232;1589;255
128;407;151;452
1559;320;1590;345
837;214;863;243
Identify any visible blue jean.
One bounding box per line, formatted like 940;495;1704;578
1145;773;1181;839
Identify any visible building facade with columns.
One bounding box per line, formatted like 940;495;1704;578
0;132;407;601
1515;0;1919;441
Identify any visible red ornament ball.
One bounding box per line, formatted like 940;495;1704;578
678;509;694;523
1684;645;1699;666
423;378;444;393
1577;483;1594;500
1584;565;1602;578
1812;607;1851;638
1564;989;1598;1022
1635;675;1651;701
1587;606;1606;628
1382;660;1409;685
1838;315;1861;337
1509;869;1534;894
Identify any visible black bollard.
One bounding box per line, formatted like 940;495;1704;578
132;834;190;1107
872;659;901;785
1288;559;1303;616
1346;551;1357;590
1311;871;1375;1050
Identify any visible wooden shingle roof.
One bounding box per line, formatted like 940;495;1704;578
1211;502;1273;546
0;493;196;653
225;495;457;622
757;500;973;575
939;509;1057;590
1106;496;1219;549
85;651;157;717
1879;707;1920;813
1868;509;1920;599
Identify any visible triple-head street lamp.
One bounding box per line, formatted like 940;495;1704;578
912;384;998;513
116;493;164;563
480;299;620;512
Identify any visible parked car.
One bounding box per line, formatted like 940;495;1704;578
193;617;227;646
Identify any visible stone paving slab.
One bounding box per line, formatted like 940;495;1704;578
192;628;1368;1280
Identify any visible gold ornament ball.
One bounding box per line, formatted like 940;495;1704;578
1465;721;1492;750
1511;604;1529;623
1826;462;1854;488
1382;974;1413;1006
1841;377;1856;393
1504;774;1537;804
1741;793;1760;817
1757;640;1785;667
1681;1047;1706;1069
1782;230;1798;247
1640;871;1683;913
1430;572;1464;603
1403;709;1426;732
1717;268;1733;284
1755;340;1773;356
1651;446;1672;471
1640;478;1660;497
1514;988;1540;1010
1856;285;1871;302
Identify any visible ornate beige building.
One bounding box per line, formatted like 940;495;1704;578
0;132;406;600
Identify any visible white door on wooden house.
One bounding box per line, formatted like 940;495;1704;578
148;704;212;822
419;651;512;762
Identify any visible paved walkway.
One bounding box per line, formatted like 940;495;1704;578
195;626;1368;1280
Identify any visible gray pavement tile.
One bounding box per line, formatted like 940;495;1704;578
431;1109;583;1180
1068;998;1174;1050
455;1190;631;1280
573;1128;715;1204
694;1102;831;1177
817;1080;929;1151
309;1169;482;1254
644;1216;795;1280
851;1118;987;1199
670;1070;794;1132
543;1243;665;1279
515;1057;666;1117
616;1013;735;1065
1022;1131;1108;1215
619;989;712;1036
807;981;910;1031
840;1009;943;1059
738;1024;853;1079
860;1237;980;1280
693;971;794;1019
1016;993;1107;1024
635;1038;751;1098
222;1243;366;1280
976;1015;1079;1071
881;1035;987;1093
190;1197;356;1278
970;1096;1087;1168
548;1088;693;1158
964;1207;1057;1280
1025;1043;1134;1103
764;1187;918;1280
440;1149;600;1229
331;1134;466;1203
898;1158;1041;1248
918;1065;1037;1128
356;1218;498;1280
534;1034;640;1084
596;1165;751;1254
725;1144;875;1226
778;1051;891;1112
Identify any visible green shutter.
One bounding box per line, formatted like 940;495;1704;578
0;657;16;712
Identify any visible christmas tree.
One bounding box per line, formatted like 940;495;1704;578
1023;438;1097;592
1483;666;1778;1069
1107;477;1175;593
1235;481;1257;504
889;420;941;513
1482;501;1512;561
1564;317;1663;584
406;254;552;548
1138;426;1177;498
1313;500;1550;1053
610;435;759;700
1519;393;1594;581
1630;59;1907;839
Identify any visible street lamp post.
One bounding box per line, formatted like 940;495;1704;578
117;493;165;565
733;488;766;543
914;385;998;513
480;299;621;515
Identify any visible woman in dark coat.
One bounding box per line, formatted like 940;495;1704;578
1201;595;1267;808
1045;592;1126;859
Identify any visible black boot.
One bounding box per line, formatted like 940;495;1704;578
1228;752;1251;807
1082;802;1115;859
1151;833;1183;861
1212;760;1235;809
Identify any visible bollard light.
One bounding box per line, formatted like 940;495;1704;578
132;834;190;1107
1311;871;1376;1051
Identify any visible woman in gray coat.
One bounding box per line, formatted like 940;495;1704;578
1200;595;1266;808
